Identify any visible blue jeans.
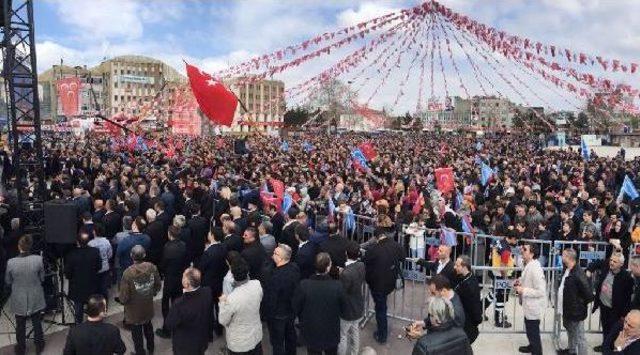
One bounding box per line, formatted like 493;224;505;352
371;292;388;342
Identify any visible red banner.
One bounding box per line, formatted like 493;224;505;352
169;86;202;136
435;167;455;193
56;77;81;117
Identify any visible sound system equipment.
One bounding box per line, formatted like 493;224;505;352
44;200;78;244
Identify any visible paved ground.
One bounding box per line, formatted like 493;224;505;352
1;282;605;355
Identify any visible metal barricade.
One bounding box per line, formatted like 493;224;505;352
336;212;377;244
550;240;610;349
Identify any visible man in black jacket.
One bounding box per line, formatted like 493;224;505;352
293;252;347;355
156;226;188;339
266;244;300;355
362;228;405;344
558;248;595;355
222;220;243;253
103;199;122;240
417;245;456;287
603;309;640;354
187;204;208;265
63;294;126;355
144;208;165;266
281;208;301;257
165;268;213;355
65;230;101;324
320;224;348;270
338;241;365;355
294;224;317;280
453;255;482;344
199;228;228;338
267;204;285;243
240;227;267;281
588;253;634;352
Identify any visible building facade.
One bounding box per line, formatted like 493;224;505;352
216;77;285;134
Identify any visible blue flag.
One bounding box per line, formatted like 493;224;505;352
303;142;314;153
620;175;639;200
475;141;483;151
345;210;355;231
282;193;293;213
280;141;289;152
328;198;336;218
581;137;590;161
350;148;369;170
481;162;494;186
454;191;464;211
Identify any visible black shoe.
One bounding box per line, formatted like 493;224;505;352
495;320;512;328
518;345;531;353
556;350;576;355
155;328;170;338
593;345;603;353
373;331;387;344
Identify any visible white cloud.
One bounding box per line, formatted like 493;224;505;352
37;0;640;114
337;2;403;27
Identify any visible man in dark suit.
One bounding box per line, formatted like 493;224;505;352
103;199;122;240
199;228;228;338
267;204;285;243
338;241;366;355
453;255;482;344
182;190;197;220
222;220;243;253
154;200;171;230
417;244;456;287
320;224;348;270
63;294;126;355
166;268;213;355
281;208;301;257
65;230;101;324
240;227;267;281
362;228;405;344
187;204;209;265
294;224;317;280
144;208;166;266
155;226;188;339
603;309;640;354
266;244;300;355
293;252;347;355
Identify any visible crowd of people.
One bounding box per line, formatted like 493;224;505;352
0;131;640;354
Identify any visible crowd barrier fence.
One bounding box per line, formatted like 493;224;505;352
335;212;629;348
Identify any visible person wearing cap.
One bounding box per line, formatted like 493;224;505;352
119;245;161;355
362;228;405;344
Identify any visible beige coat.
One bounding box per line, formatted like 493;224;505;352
519;258;547;320
218;280;263;352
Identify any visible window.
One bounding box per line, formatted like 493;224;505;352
114;82;118;88
114;95;118;101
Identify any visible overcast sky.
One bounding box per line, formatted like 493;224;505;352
35;0;640;113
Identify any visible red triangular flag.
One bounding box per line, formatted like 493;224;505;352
185;63;238;127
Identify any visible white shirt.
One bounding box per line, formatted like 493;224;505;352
557;268;571;315
298;241;308;249
437;259;450;274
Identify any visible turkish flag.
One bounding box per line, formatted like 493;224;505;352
359;142;378;161
435;167;455;194
270;179;285;200
56;77;80;117
185;63;238;126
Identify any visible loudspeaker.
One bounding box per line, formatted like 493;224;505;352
234;139;247;154
44;200;78;244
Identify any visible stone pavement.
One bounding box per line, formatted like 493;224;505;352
0;297;604;355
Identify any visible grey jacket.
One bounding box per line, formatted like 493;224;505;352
5;254;46;316
339;260;365;321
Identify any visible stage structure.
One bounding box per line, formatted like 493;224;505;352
1;0;46;238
